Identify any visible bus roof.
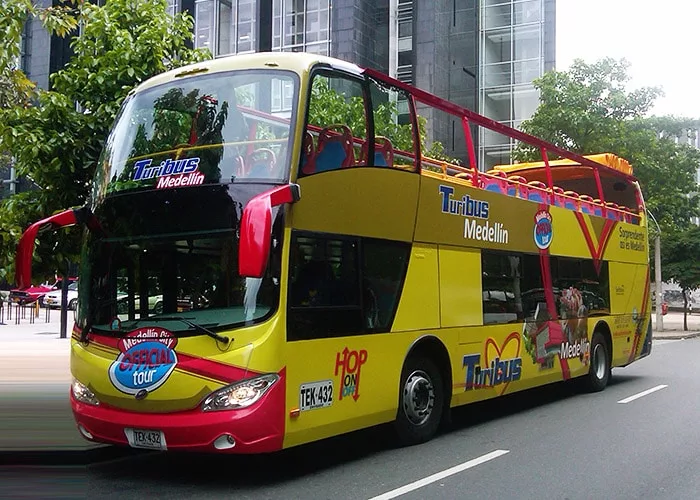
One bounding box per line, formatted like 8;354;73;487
132;52;363;94
493;153;634;176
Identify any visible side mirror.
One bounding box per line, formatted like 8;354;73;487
16;210;78;290
15;206;102;290
239;184;300;278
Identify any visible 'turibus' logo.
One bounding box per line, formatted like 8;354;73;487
462;353;522;391
438;185;489;218
132;157;205;189
438;185;509;244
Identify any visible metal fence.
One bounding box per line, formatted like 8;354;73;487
0;299;53;325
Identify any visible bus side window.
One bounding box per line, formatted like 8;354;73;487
301;72;368;176
287;232;363;340
367;77;417;171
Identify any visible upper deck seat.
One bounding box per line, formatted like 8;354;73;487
483;169;507;194
300;131;316;175
361;136;394;167
605;202;622;221
507;175;528;199
314;124;355;173
455;171;473;181
246;148;276;178
578;194;595;215
527;180;548;203
618;206;637;224
563;190;579;211
552;186;566;208
591;199;604;217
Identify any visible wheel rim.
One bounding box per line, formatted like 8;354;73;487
592;343;607;380
402;370;435;426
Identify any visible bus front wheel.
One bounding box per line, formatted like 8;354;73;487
394;355;444;446
580;332;610;392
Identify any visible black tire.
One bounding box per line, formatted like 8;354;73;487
68;299;78;311
580;332;610;392
394;355;444;446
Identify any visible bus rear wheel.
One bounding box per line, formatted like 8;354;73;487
394;355;444;446
580;332;610;392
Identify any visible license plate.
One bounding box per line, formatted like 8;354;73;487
124;428;167;450
299;380;334;411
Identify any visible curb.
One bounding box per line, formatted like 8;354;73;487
653;331;700;340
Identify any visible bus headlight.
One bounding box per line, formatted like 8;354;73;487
72;379;100;406
201;374;279;412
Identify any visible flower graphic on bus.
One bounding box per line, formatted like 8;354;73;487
108;328;179;396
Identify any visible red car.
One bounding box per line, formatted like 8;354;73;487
10;277;78;306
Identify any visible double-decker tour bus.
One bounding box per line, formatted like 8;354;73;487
15;53;652;453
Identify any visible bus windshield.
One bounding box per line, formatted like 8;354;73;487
76;184;283;333
94;70;298;200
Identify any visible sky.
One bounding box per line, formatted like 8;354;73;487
556;0;700;118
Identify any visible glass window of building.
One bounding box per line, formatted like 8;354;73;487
167;0;179;16
272;0;330;55
195;0;216;52
196;0;257;56
479;0;548;170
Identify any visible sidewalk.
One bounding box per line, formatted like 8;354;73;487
651;310;700;339
0;308;71;384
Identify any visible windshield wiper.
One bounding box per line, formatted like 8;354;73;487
132;316;231;344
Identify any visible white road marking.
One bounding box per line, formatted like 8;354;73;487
617;384;668;404
367;449;510;500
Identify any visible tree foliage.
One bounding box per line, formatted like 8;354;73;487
514;58;700;232
0;0;77;109
307;78;453;163
661;226;700;330
0;0;210;284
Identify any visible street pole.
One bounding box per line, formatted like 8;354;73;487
655;233;663;332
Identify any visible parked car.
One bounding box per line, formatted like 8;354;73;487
9;277;78;306
43;282;79;310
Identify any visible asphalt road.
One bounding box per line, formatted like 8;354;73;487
4;337;696;499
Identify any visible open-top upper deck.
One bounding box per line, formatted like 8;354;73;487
102;51;645;228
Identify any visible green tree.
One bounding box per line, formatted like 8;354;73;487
307;78;456;165
661;226;700;330
514;58;700;232
0;0;77;109
0;0;210;284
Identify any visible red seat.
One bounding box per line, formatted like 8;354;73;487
552;186;567;208
579;194;595;215
507;175;528;199
361;136;394;167
314;124;355;172
527;180;548;203
300;131;316;175
562;190;579;211
483;170;507;194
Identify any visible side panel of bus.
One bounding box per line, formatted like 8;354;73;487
283;168;421;448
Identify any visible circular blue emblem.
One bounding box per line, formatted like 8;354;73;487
534;210;553;250
108;328;178;395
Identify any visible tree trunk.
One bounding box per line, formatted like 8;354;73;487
683;288;689;331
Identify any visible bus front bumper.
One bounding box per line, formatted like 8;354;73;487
70;384;285;454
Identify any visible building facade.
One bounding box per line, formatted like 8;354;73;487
15;0;555;177
479;0;555;170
